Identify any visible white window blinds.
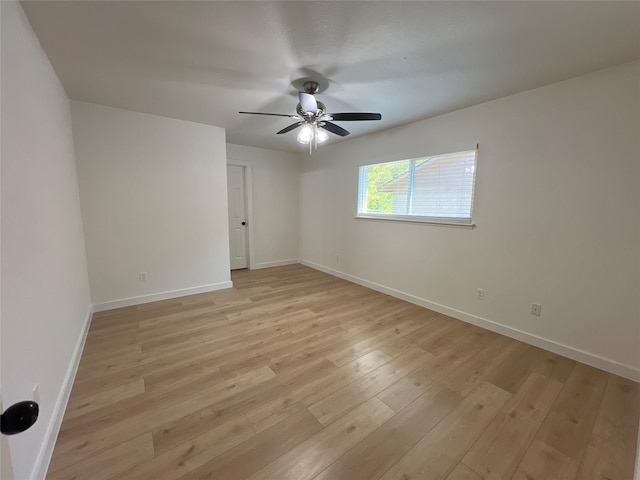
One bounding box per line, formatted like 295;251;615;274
357;148;478;224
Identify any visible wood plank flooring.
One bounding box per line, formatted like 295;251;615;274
48;264;639;480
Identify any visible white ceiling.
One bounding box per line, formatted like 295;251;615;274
22;1;640;153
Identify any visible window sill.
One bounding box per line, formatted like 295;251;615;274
355;215;476;229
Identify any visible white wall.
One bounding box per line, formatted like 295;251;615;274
71;102;231;309
226;144;300;269
1;2;92;478
299;61;640;379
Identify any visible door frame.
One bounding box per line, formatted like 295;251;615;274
227;161;255;270
1;394;15;480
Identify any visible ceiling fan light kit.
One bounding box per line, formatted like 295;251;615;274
239;80;382;153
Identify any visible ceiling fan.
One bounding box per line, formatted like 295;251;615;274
239;81;382;152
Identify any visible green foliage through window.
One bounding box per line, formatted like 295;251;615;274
357;149;478;223
365;161;410;213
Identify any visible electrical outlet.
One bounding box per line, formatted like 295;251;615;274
32;384;40;404
531;303;542;317
139;272;148;282
476;288;485;300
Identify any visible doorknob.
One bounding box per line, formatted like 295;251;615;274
1;401;39;435
241;221;246;225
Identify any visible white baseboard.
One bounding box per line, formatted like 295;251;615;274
31;304;93;480
251;259;299;270
92;281;233;312
299;259;640;382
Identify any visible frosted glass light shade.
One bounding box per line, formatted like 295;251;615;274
297;124;313;144
317;128;329;143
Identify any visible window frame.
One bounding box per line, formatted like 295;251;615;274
355;147;478;228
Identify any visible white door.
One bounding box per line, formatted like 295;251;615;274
227;165;248;270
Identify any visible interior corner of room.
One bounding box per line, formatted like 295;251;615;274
1;0;639;478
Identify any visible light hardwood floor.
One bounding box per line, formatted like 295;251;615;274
48;264;639;480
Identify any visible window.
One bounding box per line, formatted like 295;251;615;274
357;148;478;225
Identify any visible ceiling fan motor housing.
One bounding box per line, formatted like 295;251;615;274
297;100;326;118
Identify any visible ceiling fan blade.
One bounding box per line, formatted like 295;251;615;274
239;111;300;118
298;92;318;114
276;122;304;135
321;122;350;137
328;113;382;121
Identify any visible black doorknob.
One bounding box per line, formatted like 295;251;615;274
241;221;246;225
1;401;39;435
